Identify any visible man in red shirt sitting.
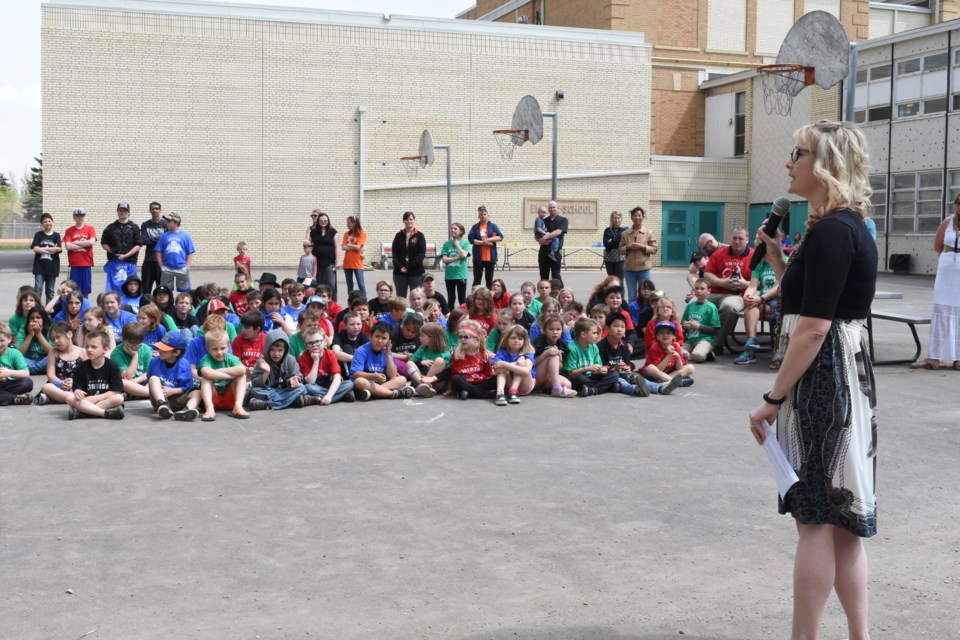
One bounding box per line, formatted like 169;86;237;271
703;227;752;355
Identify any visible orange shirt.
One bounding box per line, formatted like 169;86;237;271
479;223;491;262
342;230;366;270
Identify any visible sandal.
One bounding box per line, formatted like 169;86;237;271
769;357;781;370
909;360;940;370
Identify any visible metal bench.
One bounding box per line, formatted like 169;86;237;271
867;310;931;365
377;242;441;271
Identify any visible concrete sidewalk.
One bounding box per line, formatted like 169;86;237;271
1;266;957;639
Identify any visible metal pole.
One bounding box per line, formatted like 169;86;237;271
543;111;558;200
844;44;858;123
357;105;366;223
435;144;453;239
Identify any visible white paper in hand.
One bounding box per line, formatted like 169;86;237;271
761;420;799;499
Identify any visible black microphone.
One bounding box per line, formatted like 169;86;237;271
750;196;791;270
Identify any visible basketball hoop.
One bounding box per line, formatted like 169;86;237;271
758;64;816;116
400;155;426;178
493;129;529;160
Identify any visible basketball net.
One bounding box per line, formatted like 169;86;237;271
401;156;425;178
759;65;812;116
493;129;528;161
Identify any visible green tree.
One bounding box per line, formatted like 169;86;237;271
0;172;11;190
21;155;43;221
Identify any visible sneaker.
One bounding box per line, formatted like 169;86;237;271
508;392;521;404
104;406;125;420
157;403;173;419
562;387;578;398
416;383;436;398
551;383;565;397
633;382;650;397
680;376;695;387
67;406;79;421
303;395;323;407
293;395;307;408
457;389;469;401
734;350;756;365
174;408;199;422
343;390;356;403
248;398;270;411
744;336;760;351
393;386;414;400
495;393;507;406
355;388;373;402
659;375;683;396
714;345;725;357
705;350;718;362
33;392;50;406
13;393;33;405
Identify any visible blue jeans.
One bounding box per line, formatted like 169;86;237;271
304;379;354;403
249;384;307;409
344;269;366;298
25;356;49;376
616;376;659;396
623;269;652;304
34;274;57;306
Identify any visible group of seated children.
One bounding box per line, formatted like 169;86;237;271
2;269;737;416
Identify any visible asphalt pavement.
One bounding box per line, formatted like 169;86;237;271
1;265;957;640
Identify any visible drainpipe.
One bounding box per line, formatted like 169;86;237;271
357;105;366;223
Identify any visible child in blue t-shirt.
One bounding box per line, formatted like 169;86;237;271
147;331;200;421
349;321;413;401
491;325;536;405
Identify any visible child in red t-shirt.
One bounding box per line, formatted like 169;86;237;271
232;311;266;381
450;319;496;400
298;327;354;405
642;320;695;388
230;271;254;316
233;241;252;279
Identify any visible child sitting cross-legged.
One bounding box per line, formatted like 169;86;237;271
643;320;695;388
531;313;577;398
406;321;450;398
331;310;370;377
0;322;34;406
509;292;535;332
485;308;515;353
598;313;681;397
248;330;308;410
35;321;84;405
680;278;720;363
198;329;249;421
349;321;413;402
111;321;153;400
232;310;266;381
287;308;321;360
450;319;497;401
66;330;125;420
390;313;423;363
491;325;536;405
147;331;201;421
563;317;621;397
298;327;355;405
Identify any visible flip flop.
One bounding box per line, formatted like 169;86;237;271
909;360;939;370
201;415;217;422
228;412;250;420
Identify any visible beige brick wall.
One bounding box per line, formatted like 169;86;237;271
43;6;651;270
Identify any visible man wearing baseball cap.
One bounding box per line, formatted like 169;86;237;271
101;202;142;292
62;208;97;297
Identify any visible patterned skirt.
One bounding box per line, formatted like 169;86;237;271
776;314;878;538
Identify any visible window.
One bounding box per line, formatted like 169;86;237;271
890;171;942;233
924;96;947;114
897;101;920;118
868;105;892;121
897;57;921;76
896;96;946;118
869;175;887;235
947;170;960;211
734;91;746;157
923;52;949;72
856;68;868;84
855;63;893;84
854;110;867;123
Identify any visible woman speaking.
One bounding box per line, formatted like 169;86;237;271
749;121;878;640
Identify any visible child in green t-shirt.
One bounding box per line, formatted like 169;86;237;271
198;329;249;421
562;317;620;397
681;278;721;363
0;322;34;405
111;321;153;399
406;322;451;397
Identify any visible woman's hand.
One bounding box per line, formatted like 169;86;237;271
748;401;779;445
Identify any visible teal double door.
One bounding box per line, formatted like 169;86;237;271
660;202;723;266
748;202;808;243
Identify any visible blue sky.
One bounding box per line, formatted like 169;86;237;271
0;0;475;189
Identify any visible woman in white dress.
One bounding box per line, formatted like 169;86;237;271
911;198;960;369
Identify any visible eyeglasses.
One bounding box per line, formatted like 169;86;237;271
311;215;319;219
377;288;391;293
458;334;477;340
790;146;811;163
306;340;323;347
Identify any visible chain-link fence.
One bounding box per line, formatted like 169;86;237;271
0;221;40;239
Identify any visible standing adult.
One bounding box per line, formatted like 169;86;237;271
911;195;960;369
31;212;62;305
537;201;568;285
619;206;658;304
749;120;878;640
101;202;141;292
391;211;426;298
467;206;504;289
63;208;97;298
140;201;167;294
602;210;627;283
441;222;471;308
703;227;753;353
341;215;367;298
307;209;340;302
